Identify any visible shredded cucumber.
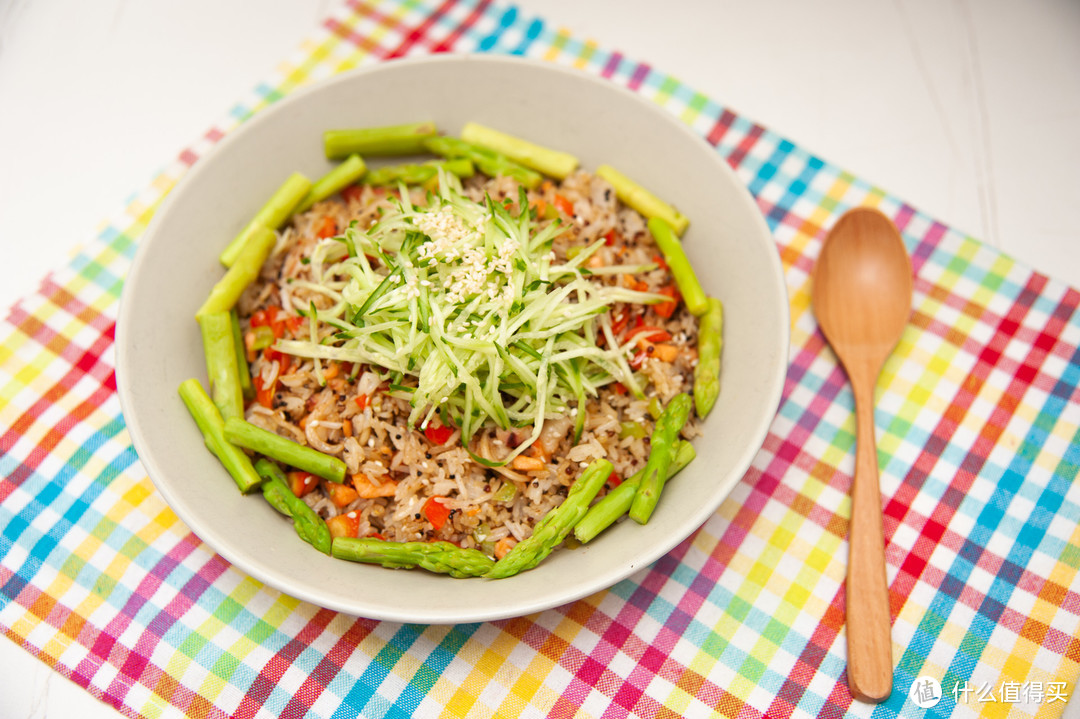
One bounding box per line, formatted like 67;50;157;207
277;171;667;465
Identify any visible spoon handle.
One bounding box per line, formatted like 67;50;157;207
847;377;893;702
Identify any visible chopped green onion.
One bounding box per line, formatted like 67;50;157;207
493;482;518;502
251;325;275;350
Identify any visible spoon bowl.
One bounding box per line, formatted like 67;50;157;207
812;206;912;702
813;209;913;368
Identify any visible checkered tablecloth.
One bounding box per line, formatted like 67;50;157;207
3;1;1079;717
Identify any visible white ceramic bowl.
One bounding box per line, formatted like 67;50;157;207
116;55;789;623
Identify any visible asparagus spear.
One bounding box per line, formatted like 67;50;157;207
595;164;689;236
198;225;277;317
694;297;724;417
261;475;294;516
295;154;367;213
223;417;347;483
364;158;475;187
647;216;708;316
219;173;311;267
574;440;696;543
332;537;494;578
229;309;254;402
177;379;262;493
323;122;438;159
423;136;542;189
629;393;693;524
255;459;332;555
486;459;613;579
460;122;579;179
198;311;244;421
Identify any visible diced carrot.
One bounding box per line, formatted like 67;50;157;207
511;455;546;472
368;532;386;540
355;394;370;411
341;418;352;437
651;343;679;363
495;537;517;559
315;216;337;239
652;253;669;271
527;443;551;463
553;194;575;216
325;480;360;508
288;471;319;497
326;512;360;539
654;285;680;319
322;362;340;380
531;197;547;217
352;473;397;499
622;274;649;292
424;497;452;530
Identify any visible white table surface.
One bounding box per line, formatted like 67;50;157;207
1;1;1078;716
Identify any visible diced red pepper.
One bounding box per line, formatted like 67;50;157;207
610;308;629;335
654;285;680;319
341;185;364;204
254;375;275;409
626;325;673;344
423;420;454;446
612;382;628;395
553;194;575;217
249;307;274;331
355;394;370;411
368;532;386;541
250;305;298;340
622;274;649;292
424;497;452;531
629;349;648;370
652;253;669;271
288;471;319;497
285;315;305;336
607;473;622;488
326;512;360;539
604;229;619;246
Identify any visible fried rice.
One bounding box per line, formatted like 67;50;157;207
235;169;703;559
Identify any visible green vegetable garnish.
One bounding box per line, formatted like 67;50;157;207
274;172;669;466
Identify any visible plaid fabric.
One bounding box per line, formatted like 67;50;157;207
3;0;1079;716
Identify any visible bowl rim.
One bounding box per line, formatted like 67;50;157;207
116;53;790;623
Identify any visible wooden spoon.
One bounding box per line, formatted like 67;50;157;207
811;207;912;702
